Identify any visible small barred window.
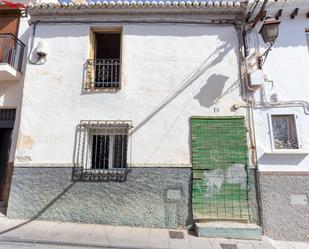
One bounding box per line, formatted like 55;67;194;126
73;120;132;181
271;115;299;150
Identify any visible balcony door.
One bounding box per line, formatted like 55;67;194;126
94;32;121;88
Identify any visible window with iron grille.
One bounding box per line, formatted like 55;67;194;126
86;31;121;91
271;115;299;150
73;120;132;181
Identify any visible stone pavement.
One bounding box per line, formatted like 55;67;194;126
268;239;309;249
0;216;306;249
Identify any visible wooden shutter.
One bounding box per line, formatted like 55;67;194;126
0;11;20;64
0;11;20;35
191;116;250;221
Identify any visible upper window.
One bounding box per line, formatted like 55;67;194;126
73;120;132;181
86;30;121;91
271;115;299;150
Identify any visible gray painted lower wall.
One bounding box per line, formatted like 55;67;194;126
248;168;260;227
259;174;309;241
7;167;192;228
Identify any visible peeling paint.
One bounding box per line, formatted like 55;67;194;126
17;133;35;150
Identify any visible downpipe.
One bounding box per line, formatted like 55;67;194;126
236;22;264;230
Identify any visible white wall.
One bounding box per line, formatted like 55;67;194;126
16;23;245;166
249;14;309;172
0;15;30;162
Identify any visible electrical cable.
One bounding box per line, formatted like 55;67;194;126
27;20;40;64
246;0;259;22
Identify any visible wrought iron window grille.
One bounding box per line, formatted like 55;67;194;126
72;120;132;181
85;59;121;91
0;33;25;72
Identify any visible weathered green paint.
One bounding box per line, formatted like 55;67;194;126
191;117;250;221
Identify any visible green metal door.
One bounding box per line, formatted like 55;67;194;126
191;116;250;221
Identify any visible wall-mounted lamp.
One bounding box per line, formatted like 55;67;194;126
259;18;281;44
258;18;281;68
36;41;47;59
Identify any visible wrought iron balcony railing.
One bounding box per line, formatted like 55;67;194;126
0;33;25;72
86;59;121;90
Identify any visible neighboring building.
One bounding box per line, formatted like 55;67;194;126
0;2;28;208
6;0;261;234
246;0;309;242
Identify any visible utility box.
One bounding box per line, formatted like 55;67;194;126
249;69;265;87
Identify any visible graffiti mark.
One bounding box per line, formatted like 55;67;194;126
202;164;247;197
210;149;220;162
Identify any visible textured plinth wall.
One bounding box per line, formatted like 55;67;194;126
260;174;309;241
7;167;192;228
248;168;260;226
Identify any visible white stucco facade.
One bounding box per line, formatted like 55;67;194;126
0;13;30;162
248;4;309;172
16;20;246;166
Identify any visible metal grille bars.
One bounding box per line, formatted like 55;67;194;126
73;120;132;181
0;34;25;72
86;59;121;90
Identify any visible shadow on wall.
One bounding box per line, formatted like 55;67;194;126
273;18;308;48
1;181;77;236
258;153;307;165
132;39;237;164
131;40;235;136
4;167;192;236
194;74;228;108
252;18;308;50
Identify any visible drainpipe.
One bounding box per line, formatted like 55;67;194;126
236;22;264;230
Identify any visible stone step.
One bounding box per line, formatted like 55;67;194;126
195;221;262;240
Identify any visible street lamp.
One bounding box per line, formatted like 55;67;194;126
259;18;281;44
258;18;281;68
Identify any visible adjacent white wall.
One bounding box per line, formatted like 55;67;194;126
16;23;245;166
0;15;30;162
249;14;309;172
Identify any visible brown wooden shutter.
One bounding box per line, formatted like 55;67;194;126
0;10;21;64
0;8;20;36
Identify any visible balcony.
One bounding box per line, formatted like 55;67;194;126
0;33;25;81
85;59;121;91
